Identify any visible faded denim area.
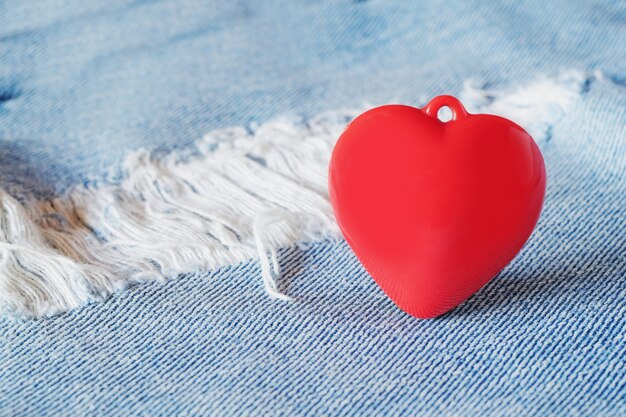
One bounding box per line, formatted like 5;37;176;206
0;1;625;416
0;0;625;196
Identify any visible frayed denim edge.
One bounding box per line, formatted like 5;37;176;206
0;70;594;318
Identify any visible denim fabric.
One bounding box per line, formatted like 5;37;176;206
1;1;626;416
0;0;625;196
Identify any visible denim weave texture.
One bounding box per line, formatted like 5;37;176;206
0;0;625;416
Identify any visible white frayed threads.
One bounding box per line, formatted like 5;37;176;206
253;210;297;302
0;71;589;317
0;113;349;317
460;70;595;141
0;190;116;315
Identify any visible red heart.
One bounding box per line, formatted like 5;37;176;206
328;96;546;318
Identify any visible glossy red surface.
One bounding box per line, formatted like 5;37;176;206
328;96;546;318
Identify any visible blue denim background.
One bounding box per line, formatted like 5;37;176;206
0;0;625;196
1;1;625;416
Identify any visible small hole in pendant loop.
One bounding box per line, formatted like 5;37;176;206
437;106;453;122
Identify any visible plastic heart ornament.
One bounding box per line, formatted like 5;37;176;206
328;96;546;318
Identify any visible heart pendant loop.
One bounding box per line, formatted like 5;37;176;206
423;95;469;121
